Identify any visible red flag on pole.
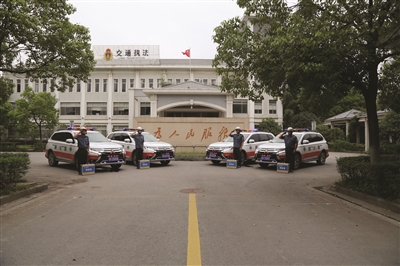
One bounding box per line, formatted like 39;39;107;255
182;49;190;57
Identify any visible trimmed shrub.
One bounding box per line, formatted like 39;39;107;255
336;156;400;202
330;140;365;152
0;142;17;151
0;153;30;189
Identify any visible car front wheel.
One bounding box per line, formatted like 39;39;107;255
294;153;301;170
161;160;170;165
317;151;326;165
211;160;220;165
48;151;59;166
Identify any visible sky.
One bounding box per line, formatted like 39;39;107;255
68;0;246;59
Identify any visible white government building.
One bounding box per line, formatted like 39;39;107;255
7;45;283;148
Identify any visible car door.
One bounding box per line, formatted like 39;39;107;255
119;133;134;161
247;134;260;159
64;132;76;162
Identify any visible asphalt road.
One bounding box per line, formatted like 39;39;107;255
1;152;399;265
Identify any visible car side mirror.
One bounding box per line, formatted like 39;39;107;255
66;139;74;143
249;139;255;143
124;139;130;143
303;140;309;144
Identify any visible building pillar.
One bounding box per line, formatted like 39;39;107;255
345;121;350;137
276;99;283;125
364;120;369;151
248;100;255;129
107;71;113;134
81;79;86;127
226;95;233;118
128;87;135;128
150;94;158;117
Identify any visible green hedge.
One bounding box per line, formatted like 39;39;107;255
0;153;30;189
336;156;400;202
0;142;17;151
329;140;365;152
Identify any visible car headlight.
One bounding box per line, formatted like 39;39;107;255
90;148;104;153
144;146;155;151
223;147;233;152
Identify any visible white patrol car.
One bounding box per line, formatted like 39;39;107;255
107;129;175;166
45;127;126;171
205;130;275;166
255;129;329;170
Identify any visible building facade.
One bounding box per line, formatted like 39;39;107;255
7;45;283;147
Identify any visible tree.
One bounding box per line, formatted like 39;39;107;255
379;111;400;143
213;0;400;163
258;118;282;135
0;77;13;139
290;111;320;128
0;0;95;91
9;88;59;142
378;56;400;113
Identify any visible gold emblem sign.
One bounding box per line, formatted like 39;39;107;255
103;48;113;61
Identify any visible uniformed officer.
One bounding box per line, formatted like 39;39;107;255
229;126;244;168
130;126;145;169
74;126;90;175
278;127;298;173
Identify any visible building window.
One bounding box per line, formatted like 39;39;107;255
233;100;248;113
87;79;92;92
176;79;181;84
140;102;150;116
24;79;29;91
149;79;154;88
167;79;172;85
195;79;200;82
141;79;145;88
60;102;80;115
130;79;135;88
269;100;277;114
16;79;21;93
211;79;217;86
202;79;208;85
254;100;262;114
184;79;189;82
113;102;129;115
95;79;100;92
35;82;39;92
76;79;81;92
114;79;118;92
122;79;127;92
103;79;107;92
42;79;47;92
68;84;73;92
87;102;107;115
157;79;162;88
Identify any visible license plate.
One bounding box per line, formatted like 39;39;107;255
108;156;119;162
261;155;270;161
162;153;170;159
209;153;216;158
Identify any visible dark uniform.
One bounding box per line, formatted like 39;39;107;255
75;131;90;175
280;131;298;172
230;129;244;167
131;129;145;169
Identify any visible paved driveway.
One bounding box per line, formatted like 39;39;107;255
1;152;398;265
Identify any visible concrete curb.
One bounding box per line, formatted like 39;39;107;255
315;185;400;221
0;183;48;206
329;185;400;214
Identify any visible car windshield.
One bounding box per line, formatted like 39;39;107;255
87;132;109;142
222;133;250;142
270;136;284;143
143;133;159;142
